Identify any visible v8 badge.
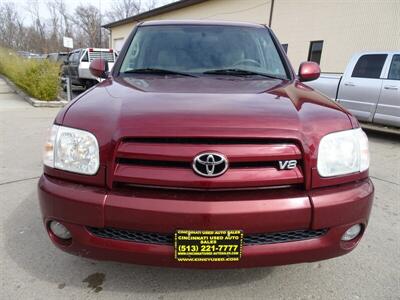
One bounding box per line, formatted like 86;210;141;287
278;160;297;170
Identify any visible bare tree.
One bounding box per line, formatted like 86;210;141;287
26;0;48;52
143;0;158;12
106;0;159;22
47;1;62;52
0;2;23;49
0;0;167;53
53;0;71;37
72;4;106;47
107;0;141;22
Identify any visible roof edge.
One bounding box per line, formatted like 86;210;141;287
102;0;208;28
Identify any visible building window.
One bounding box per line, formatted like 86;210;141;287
308;41;323;64
281;44;288;53
352;54;387;79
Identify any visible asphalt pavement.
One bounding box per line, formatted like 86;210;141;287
0;77;399;300
59;84;85;101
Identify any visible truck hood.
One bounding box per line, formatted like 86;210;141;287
61;76;354;162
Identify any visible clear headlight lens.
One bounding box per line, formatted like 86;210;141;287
43;125;99;175
317;128;369;177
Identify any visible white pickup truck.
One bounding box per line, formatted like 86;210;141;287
62;48;117;90
308;52;400;128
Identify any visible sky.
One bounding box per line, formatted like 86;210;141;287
4;0;175;25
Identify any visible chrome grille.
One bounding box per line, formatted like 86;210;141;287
110;138;304;190
89;51;114;62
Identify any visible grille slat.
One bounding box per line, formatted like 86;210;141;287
113;165;303;189
87;227;327;246
122;137;294;145
117;158;279;169
116;142;301;163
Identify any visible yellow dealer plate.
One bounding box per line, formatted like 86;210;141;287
174;230;243;262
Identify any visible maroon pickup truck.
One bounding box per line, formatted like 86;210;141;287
38;20;373;268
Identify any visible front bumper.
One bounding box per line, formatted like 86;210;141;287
38;175;374;268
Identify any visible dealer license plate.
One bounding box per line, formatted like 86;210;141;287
174;230;243;262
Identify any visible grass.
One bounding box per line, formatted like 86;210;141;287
0;48;60;101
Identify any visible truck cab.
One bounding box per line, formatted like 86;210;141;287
63;48;116;89
308;52;400;128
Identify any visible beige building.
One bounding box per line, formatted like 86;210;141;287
103;0;400;72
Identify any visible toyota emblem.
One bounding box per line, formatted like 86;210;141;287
192;153;228;177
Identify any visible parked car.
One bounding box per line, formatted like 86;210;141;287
307;52;400;128
62;48;116;90
38;20;373;268
16;51;41;59
47;52;69;64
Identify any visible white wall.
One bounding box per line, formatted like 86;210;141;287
109;0;400;72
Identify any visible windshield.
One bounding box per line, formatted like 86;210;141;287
119;25;288;79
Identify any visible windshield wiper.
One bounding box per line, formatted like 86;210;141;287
203;68;285;80
122;68;197;77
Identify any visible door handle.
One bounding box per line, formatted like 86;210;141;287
344;82;356;87
384;85;398;90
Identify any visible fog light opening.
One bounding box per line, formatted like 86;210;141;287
341;224;362;241
49;221;72;240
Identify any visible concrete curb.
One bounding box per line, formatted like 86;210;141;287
0;74;68;107
360;122;400;136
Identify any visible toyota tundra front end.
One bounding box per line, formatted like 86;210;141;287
38;20;373;268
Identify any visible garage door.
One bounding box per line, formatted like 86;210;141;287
114;38;125;51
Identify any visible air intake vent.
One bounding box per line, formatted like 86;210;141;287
87;227;328;246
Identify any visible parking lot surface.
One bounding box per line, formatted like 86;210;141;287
0;78;399;299
59;84;85;101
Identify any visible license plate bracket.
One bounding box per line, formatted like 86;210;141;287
174;230;243;262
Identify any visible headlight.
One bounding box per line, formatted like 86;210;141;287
43;125;100;175
317;128;369;177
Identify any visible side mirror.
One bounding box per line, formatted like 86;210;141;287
298;61;320;82
89;58;109;79
64;60;69;65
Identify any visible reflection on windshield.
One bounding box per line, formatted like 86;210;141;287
120;25;288;79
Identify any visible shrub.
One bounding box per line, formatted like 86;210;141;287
0;48;60;101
